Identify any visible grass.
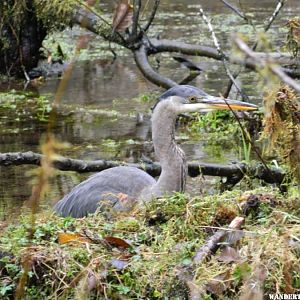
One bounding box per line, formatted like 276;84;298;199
0;188;299;299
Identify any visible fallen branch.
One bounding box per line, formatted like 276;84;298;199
0;152;285;187
193;217;245;264
178;217;245;299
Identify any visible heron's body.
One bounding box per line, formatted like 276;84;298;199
55;85;256;218
54;166;155;218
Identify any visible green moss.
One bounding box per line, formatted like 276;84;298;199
0;188;299;299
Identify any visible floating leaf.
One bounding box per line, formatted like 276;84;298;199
112;0;133;33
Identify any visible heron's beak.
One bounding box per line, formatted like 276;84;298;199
201;95;258;111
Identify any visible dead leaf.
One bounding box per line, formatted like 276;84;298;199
112;0;133;33
218;246;241;263
85;0;96;6
76;35;91;50
186;280;204;300
205;271;231;295
103;236;131;249
58;232;92;245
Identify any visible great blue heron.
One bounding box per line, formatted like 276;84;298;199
55;85;257;218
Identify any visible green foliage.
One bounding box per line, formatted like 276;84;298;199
0;90;52;124
34;0;78;31
188;110;254;162
190;110;239;141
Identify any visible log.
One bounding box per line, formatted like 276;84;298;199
0;152;285;187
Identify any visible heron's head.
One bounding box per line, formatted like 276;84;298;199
153;85;257;114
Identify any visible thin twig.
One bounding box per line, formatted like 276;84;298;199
193;217;244;264
224;0;286;96
234;37;300;92
142;0;160;32
218;0;248;21
199;6;250;101
131;0;141;40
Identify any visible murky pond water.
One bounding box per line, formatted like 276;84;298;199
0;0;299;221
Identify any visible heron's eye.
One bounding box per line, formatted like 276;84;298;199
189;96;197;103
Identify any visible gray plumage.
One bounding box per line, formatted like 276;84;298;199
54;85;257;218
54;167;155;218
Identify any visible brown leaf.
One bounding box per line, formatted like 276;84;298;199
85;0;96;7
205;271;231;295
58;232;92;245
103;236;131;249
76;35;91;50
218;246;241;263
292;27;300;43
112;0;133;33
186;280;204;300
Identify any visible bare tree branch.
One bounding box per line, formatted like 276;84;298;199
134;45;177;88
71;7;299;89
142;0;160;33
234;37;300;92
219;0;248;22
225;0;287;96
131;0;141;40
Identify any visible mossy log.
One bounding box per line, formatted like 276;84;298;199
0;151;286;188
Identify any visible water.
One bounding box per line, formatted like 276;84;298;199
0;0;299;220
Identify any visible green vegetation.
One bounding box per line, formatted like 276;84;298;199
187;110;257;162
0;188;299;299
0;90;52;124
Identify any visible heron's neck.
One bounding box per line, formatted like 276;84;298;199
147;102;187;197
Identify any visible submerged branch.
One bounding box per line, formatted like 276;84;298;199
0;152;285;186
134;45;177;88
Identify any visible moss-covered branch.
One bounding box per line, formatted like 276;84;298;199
0;151;285;188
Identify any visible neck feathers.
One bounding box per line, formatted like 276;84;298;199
149;100;187;196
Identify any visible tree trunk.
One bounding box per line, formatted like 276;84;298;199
0;0;47;77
